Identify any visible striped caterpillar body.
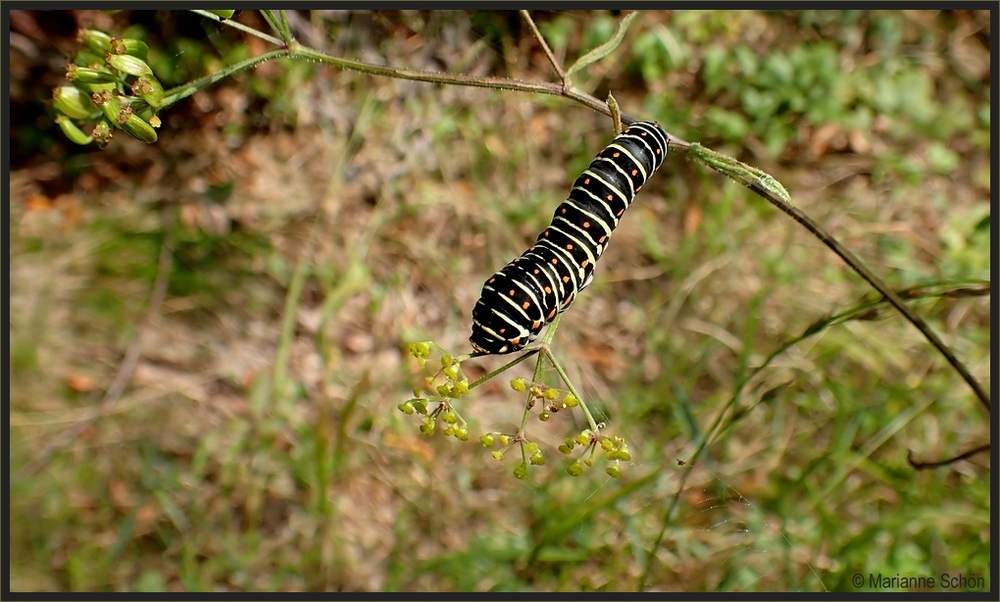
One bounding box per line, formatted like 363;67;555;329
470;121;669;355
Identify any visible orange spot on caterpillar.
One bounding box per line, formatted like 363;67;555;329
499;327;506;334
566;243;574;250
599;236;607;243
511;337;521;346
509;289;516;296
522;302;530;310
584;178;591;184
562;276;569;283
613;152;620;158
607;194;613;201
544;286;552;294
581;260;589;267
532;320;541;329
547;308;557;319
551;258;559;265
583;221;591;228
631;169;638;176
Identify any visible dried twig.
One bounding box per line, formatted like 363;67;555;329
907;444;990;470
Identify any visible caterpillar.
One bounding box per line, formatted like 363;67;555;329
470;121;669;355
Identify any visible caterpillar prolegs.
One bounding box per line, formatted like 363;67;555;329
470;121;669;354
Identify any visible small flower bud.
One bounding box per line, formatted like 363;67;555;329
55;115;94;145
78;29;112;55
92;120;114;146
120;111;158;143
53;85;99;120
91;90;123;123
131;76;164;108
73;50;107;68
106;52;153;77
110;37;149;61
66;64;117;84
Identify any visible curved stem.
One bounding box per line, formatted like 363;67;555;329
907;443;990;469
770;196;991;412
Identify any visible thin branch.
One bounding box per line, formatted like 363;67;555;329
190;9;284;46
20;210;175;478
520;10;566;84
763;193;991;413
907;444;990;469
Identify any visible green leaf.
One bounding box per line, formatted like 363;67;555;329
565;11;638;79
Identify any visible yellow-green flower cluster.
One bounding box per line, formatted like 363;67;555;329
53;29;164;146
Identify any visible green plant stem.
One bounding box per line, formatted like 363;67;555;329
769;196;991;412
190;10;284;45
532;316;601;432
466;349;540;391
161;49;287;107
520;10;566;83
543;348;599;433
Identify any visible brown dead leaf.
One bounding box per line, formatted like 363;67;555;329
64;373;98;393
576;341;625;380
382;431;433;462
848;130;871;155
24;195;54;211
809;123;842;157
683;203;703;236
60;196;82;232
108;480;133;511
135;502;159;532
